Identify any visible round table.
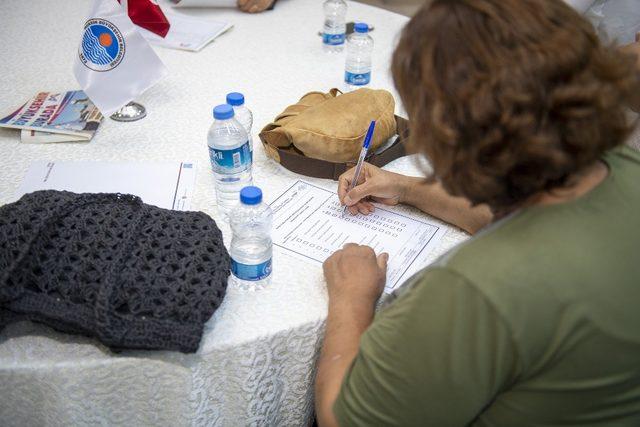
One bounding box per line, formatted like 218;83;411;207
0;1;470;425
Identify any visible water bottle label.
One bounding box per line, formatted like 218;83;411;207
323;33;345;45
232;258;272;281
345;71;371;86
209;141;252;173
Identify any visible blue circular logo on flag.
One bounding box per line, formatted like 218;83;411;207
79;19;125;72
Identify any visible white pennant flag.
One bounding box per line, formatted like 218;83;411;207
73;0;168;116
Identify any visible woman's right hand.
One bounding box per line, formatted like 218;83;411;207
338;163;412;216
339;162;493;233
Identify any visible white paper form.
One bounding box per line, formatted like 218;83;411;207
271;181;447;293
170;0;237;8
138;8;232;52
17;161;196;211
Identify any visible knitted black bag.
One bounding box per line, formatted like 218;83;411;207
0;190;230;353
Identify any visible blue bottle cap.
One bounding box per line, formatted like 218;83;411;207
226;92;245;106
240;186;263;205
354;23;369;33
213;104;234;120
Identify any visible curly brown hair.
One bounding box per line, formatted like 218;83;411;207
392;0;638;211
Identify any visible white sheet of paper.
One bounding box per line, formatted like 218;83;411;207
270;181;447;293
564;0;596;13
139;9;232;52
17;161;196;211
171;0;237;8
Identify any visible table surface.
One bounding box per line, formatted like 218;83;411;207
2;0;637;425
0;0;467;351
0;0;470;425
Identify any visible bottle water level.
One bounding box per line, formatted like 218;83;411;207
230;186;273;291
323;0;347;53
215;170;252;214
323;22;345;53
345;22;374;92
226;92;254;153
208;104;253;217
230;237;272;290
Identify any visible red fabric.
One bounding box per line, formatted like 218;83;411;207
119;0;170;38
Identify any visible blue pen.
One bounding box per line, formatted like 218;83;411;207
342;120;376;217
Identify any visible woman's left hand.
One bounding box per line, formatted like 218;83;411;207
323;244;388;307
237;0;274;13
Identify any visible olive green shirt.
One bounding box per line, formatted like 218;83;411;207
334;146;640;426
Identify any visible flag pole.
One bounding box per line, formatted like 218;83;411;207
110;101;147;122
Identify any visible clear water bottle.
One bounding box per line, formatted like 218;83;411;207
322;0;347;53
345;22;373;91
226;92;254;153
230;186;273;290
208;104;252;216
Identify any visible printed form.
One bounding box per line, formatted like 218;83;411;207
17;161;196;211
271;181;447;293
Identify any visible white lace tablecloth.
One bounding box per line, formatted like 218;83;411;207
0;1;468;425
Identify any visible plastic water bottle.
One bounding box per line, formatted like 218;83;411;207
230;186;273;290
226;92;254;153
208;104;252;216
345;22;373;91
322;0;347;53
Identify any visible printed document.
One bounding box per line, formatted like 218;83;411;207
17;161;196;211
170;0;237;7
271;181;447;293
139;8;232;52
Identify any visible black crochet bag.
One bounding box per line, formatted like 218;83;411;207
0;190;230;353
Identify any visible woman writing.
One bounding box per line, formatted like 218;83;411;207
315;0;640;425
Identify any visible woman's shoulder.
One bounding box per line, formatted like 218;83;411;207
605;145;640;171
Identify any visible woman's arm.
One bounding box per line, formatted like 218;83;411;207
401;177;494;235
315;245;388;427
315;295;375;427
338;163;493;234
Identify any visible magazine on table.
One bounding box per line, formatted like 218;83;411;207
20;130;91;144
0;90;103;143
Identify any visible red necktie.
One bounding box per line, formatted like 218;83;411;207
119;0;171;38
